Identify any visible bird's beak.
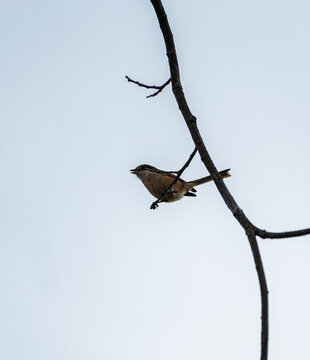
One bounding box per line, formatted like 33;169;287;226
130;169;137;174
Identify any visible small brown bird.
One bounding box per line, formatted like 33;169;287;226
131;164;231;203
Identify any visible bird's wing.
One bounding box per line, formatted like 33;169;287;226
152;169;187;183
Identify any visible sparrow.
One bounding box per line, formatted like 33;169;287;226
131;164;231;203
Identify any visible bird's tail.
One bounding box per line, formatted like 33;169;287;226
186;168;231;190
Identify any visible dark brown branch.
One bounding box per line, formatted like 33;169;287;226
125;76;171;97
255;227;310;239
246;229;269;360
149;1;270;359
150;147;197;209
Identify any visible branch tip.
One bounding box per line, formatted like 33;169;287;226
255;226;310;239
125;75;171;98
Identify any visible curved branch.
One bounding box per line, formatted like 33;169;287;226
149;1;269;359
128;1;310;359
150;0;241;216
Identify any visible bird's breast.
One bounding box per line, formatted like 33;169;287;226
139;172;186;202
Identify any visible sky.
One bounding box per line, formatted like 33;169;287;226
1;0;310;359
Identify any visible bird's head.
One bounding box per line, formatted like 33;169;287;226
130;164;159;176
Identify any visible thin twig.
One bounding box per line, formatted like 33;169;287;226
125;76;171;97
150;147;197;209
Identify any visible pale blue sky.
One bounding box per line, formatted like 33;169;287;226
1;1;310;359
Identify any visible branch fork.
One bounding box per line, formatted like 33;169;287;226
125;75;171;98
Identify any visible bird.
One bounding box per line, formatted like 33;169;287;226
131;164;231;203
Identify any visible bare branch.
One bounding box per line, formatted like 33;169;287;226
125;76;171;97
130;1;310;359
150;147;197;209
255;227;310;239
149;1;270;358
